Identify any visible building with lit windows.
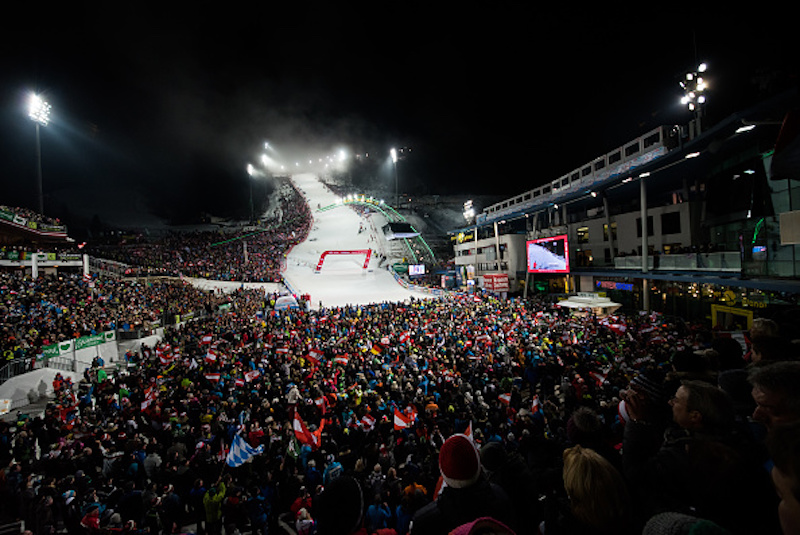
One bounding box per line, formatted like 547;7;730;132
450;87;800;330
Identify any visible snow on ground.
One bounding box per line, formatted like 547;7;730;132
181;173;436;309
282;174;435;309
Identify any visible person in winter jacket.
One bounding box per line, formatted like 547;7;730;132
203;478;227;535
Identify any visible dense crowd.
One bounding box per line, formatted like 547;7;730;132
0;206;65;229
0;272;228;363
2;284;799;535
86;181;312;283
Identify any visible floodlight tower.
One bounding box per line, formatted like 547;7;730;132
680;62;708;139
390;148;399;208
28;94;51;214
247;164;255;223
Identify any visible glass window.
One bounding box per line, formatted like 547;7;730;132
661;212;681;234
625;142;640;156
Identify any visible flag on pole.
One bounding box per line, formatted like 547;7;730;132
226;433;264;467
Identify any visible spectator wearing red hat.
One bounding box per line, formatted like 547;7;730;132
410;433;516;535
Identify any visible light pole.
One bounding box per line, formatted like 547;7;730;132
28;94;51;214
390;148;399;208
246;164;255;223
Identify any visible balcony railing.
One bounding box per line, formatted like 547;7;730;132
613;252;741;272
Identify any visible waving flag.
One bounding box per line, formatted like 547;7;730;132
293;411;324;450
201;334;213;345
244;370;260;383
531;394;542;414
498;392;511;405
393;408;417;430
589;370;608;387
226;433;264;467
464;421;474;442
205;373;221;383
360;414;376;432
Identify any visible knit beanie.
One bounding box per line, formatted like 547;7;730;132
630;369;666;403
643;512;731;535
439;434;481;489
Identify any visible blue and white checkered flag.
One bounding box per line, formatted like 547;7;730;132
226;433;264;467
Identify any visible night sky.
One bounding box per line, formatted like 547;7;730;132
0;6;795;227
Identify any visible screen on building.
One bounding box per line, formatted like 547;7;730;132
408;264;426;276
527;235;570;273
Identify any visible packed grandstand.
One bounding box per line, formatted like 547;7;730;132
1;174;799;535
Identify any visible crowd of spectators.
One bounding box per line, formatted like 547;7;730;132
86;181;312;283
0;206;65;229
0;272;230;363
2;286;799;535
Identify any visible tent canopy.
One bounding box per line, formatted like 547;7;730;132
274;295;300;310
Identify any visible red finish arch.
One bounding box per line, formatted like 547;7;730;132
315;249;372;272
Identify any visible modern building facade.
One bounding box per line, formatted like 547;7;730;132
451;88;800;330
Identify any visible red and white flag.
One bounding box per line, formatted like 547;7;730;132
293;411;324;450
498;392;511;405
205;373;221;383
589;371;608;387
201;334;213;345
531;394;542;414
334;356;349;366
141;386;157;410
393;408;415;430
360;414;376;432
398;331;410;344
244;370;260;383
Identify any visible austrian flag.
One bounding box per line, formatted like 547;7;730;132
244;370;260;383
393;408;416;430
205;373;221;383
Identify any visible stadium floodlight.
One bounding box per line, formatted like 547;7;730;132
246;164;256;222
390;148;399;208
679;62;709;112
29;94;51;126
463;200;475;223
29;93;51;214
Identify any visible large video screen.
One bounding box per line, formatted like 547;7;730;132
527;235;570;273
